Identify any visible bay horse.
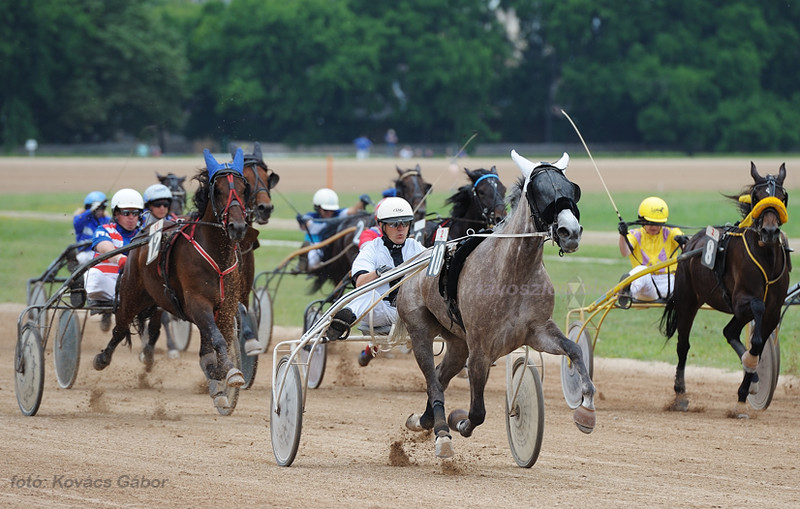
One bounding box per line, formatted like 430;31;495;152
94;149;251;411
306;166;432;293
660;162;790;416
419;167;507;246
397;151;595;459
156;172;188;217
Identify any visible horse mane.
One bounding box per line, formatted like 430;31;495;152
724;185;753;219
190;167;210;219
506;176;525;211
445;168;497;217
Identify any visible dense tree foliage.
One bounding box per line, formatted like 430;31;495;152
2;0;799;153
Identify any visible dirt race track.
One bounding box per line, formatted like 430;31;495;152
2;155;800;508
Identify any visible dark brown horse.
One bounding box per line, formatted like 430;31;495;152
419;167;507;246
660;162;790;416
397;151;595;459
94;149;251;412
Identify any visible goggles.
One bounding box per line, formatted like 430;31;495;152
383;220;412;228
150;200;171;208
118;209;141;217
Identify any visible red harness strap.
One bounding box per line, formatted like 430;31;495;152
180;223;239;305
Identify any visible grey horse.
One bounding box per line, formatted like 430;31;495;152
396;150;596;459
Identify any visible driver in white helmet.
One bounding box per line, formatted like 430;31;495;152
141;183;178;226
297;187;372;270
85;188;144;331
326;197;426;366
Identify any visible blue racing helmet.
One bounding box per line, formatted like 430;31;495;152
84;191;106;209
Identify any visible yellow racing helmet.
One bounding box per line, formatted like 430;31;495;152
637;196;669;223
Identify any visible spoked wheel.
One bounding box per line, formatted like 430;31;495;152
54;309;82;389
746;322;780;411
15;322;45;416
165;313;192;352
26;282;47;331
506;357;545;468
252;287;273;353
213;321;242;416
561;321;594;409
271;355;303;467
238;308;259;389
302;300;327;390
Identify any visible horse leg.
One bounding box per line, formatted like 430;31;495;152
93;304;139;371
139;309;162;372
671;305;700;411
450;347;489;439
528;319;596;432
193;310;244;387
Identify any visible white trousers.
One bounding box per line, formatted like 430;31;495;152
347;289;397;329
628;265;675;301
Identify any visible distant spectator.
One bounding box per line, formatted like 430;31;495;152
384;129;398;156
399;145;413;159
354;135;372;159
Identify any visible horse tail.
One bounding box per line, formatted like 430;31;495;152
659;293;678;339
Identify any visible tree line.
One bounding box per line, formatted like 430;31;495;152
2;0;798;154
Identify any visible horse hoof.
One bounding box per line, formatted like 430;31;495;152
669;395;689;412
226;368;245;387
435;431;454;459
93;353;108;371
214;395;230;410
447;408;469;432
405;413;424;432
139;350;154;371
727;402;750;419
573;405;595;434
749;380;759;395
244;338;263;356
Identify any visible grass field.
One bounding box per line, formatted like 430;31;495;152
2;185;798;377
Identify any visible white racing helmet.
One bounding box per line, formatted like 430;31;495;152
143;184;173;205
111;188;144;212
376;197;414;223
313;188;340;211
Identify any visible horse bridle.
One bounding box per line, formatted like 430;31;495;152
395;169;430;215
750;175;788;229
243;159;274;222
525;165;581;243
471;173;505;227
210;169;250;230
162;175;187;215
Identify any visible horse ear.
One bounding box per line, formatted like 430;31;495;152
553;152;569;171
510;150;536;178
778;163;786;184
203;149;221;175
228;143;238;159
156;172;164;180
233;148;244;174
464;168;477;181
750;161;762;182
415;164;422;173
396;166;403;176
178;176;186;184
490;166;498;174
253;142;262;160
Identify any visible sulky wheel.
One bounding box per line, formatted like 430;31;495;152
15;321;45;416
238;307;259;389
271;355;303;467
26;281;48;332
252;287;273;353
301;300;327;389
746;321;779;411
561;321;594;409
53;309;82;389
506;357;545;468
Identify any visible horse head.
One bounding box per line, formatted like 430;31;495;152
466;167;507;228
230;142;280;225
511;150;582;253
201;148;250;242
746;162;788;245
395;164;431;221
156;172;187;217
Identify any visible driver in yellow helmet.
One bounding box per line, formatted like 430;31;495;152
617;197;686;305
